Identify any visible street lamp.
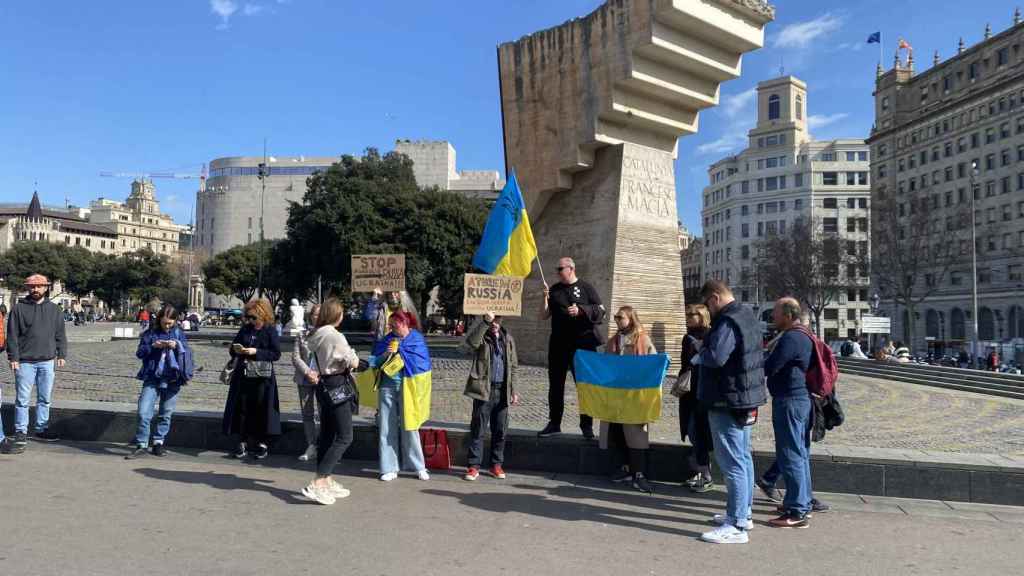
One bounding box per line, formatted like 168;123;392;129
256;159;269;299
969;160;980;368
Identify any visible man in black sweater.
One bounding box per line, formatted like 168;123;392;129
2;274;67;454
538;257;605;440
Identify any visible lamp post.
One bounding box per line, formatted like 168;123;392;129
870;292;880;354
969;161;980;367
256;148;269;299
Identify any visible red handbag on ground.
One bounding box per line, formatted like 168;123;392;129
419;428;451;470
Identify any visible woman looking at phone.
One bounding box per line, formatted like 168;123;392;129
222;299;283;459
126;305;192;459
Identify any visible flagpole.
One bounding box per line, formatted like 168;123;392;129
880;32;883;68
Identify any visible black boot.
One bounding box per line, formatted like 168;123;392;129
629;449;652;493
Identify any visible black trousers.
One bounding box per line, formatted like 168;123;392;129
315;391;354;477
678;391;712;467
467;382;509;467
548;340;596;430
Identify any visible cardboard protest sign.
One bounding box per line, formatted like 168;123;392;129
463;273;523;317
351;254;406;292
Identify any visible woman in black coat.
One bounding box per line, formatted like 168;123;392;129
222;298;282;459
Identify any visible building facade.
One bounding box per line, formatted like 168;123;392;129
86;180;184;256
868;14;1024;355
701;76;872;341
680;234;703;305
0;192;119;256
196;140;503;258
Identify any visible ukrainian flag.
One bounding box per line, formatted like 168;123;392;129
355;330;432;431
574;350;670;425
471;171;538;278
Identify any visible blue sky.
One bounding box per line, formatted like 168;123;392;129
0;0;1017;236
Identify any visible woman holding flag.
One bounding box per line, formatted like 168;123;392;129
369;311;433;481
602;306;657;493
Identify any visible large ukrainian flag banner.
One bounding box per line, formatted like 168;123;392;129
471;171;538;278
574;350;670;425
355;330;432;431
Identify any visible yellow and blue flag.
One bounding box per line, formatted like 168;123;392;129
471;171;538;278
574;350;670;425
355;330;432;431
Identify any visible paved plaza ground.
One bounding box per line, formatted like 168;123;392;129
5;323;1024;456
1;441;1022;576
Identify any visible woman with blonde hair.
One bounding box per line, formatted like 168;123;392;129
301;298;360;505
222;298;282;459
603;305;657;493
676;303;714;492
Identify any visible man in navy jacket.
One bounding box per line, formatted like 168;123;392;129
763;297;814;528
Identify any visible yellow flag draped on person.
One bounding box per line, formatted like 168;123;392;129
471;171;538;277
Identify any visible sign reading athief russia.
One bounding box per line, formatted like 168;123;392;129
351;254;406;292
463;273;523;317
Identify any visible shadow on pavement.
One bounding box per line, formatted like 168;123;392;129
423;484;706;538
132;466;314;505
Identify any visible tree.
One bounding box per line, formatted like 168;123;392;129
756;218;865;337
202;242;261;305
872;189;969;350
0;241;69;289
284;148;489;321
63;246;98;297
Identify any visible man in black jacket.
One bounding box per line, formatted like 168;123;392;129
2;274;67;454
538;257;605;440
694;280;766;544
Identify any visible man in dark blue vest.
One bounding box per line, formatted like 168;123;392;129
694;280;766;545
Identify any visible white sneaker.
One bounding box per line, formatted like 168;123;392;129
379;472;398;482
298;444;317;462
301;483;336;505
417;469;430;481
701;524;749;544
327;479;350;499
711;514;754;531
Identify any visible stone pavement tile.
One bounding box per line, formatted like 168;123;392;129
850;495;908;515
944;500;1024;516
811;492;867;512
918;450;1017;471
893;500;999;521
988;510;1024;523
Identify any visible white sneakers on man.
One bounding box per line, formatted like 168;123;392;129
711;514;754;531
380;472;398;482
301;483;336;505
700;524;749;544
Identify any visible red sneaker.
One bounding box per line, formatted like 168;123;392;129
489;464;506;479
464;466;480;481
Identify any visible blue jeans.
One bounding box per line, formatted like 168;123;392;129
377;384;425;474
15;360;55;434
708;408;754;529
771;394;813;515
134;382;180;447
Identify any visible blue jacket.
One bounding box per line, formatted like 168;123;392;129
764;329;812;398
136;326;193;386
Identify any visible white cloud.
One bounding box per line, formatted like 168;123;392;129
211;0;238;29
721;89;756;119
697;133;747;155
807;113;849;130
243;3;266;16
774;13;844;50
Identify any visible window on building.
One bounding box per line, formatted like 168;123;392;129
824;198;838;209
768;94;780;120
823;172;838;185
823;218;838;233
824;309;839;321
821;152;835;162
794;199;803;210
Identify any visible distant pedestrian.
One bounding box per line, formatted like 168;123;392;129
138;308;151;331
958;349;970;369
292;303;322;462
677;304;714;493
302;298;360;505
694;280;766;545
988;349;1000;372
126;305;193;459
602;306;657;493
1;274;67;455
539;256;606;440
364;289;420;343
222;299;282;459
462;312;519;482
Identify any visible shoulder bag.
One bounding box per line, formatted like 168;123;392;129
219;357;236;385
315;350;358;408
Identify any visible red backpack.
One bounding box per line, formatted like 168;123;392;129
790;325;838;397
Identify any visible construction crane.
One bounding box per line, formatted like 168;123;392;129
99;164;207;182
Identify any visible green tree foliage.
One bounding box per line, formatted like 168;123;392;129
284;148;489;319
0;241;69;288
201;239;287;309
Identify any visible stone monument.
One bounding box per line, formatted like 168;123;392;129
498;0;774;363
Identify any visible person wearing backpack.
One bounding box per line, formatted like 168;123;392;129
762;297;817;528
